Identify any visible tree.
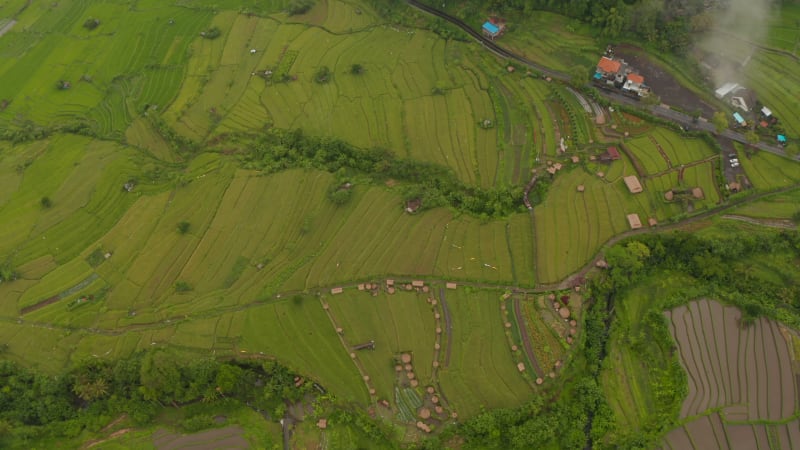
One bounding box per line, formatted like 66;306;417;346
568;65;589;88
174;281;192;292
0;263;15;282
40;196;52;208
72;378;109;401
745;130;760;145
313;66;331;84
139;350;182;404
641;93;661;106
712;111;728;134
350;64;364;75
287;0;315;15
215;364;243;395
177;221;190;234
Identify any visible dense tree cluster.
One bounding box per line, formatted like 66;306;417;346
415;227;800;449
422;0;778;54
240;128;535;218
0;351;312;446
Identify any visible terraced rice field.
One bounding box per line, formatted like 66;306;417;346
325;290;438;404
625;128;715;176
665;299;797;421
663;414;800;450
737;149;800;190
165;10;506;186
729;189;800;220
533;168;656;284
437;289;533;417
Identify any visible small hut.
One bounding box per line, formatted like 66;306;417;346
648;217;658;227
623;175;643;194
692;187;704;199
626;213;642;230
664;190;674;201
577;185;585;193
405;198;422;213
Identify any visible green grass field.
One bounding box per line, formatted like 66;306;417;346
4;1;800;445
436;288;533;417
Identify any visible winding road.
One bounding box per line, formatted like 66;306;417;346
406;0;799;161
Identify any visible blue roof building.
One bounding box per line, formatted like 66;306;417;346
732;112;745;125
482;21;501;39
777;134;787;143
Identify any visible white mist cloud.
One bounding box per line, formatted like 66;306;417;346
697;0;775;86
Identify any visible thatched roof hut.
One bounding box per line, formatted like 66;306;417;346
623;175;643;193
626;213;642;230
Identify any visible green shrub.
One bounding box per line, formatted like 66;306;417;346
83;18;100;30
177;221;190;234
180;414;215;432
202;27;221;40
313;66;331;84
287;0;315;15
174;281;192;292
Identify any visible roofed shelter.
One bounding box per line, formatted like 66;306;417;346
596;56;621;76
623;175;643;194
482;21;501;39
715;82;741;99
626;213;642;230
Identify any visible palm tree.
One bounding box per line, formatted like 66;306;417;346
73;377;109;401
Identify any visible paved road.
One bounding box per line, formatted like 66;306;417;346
406;0;799;161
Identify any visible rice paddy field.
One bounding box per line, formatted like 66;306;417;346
4;0;800;445
659;298;800;450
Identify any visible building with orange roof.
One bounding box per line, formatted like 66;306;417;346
596;56;621;76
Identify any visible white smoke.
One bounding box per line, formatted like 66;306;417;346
696;0;776;87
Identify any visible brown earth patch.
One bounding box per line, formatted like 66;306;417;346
726;424;758;450
614;44;716;117
153;426;248;450
685;415;719;450
663;425;693;450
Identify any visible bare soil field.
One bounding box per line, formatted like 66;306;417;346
614;44;716;117
663;414;800;449
152;426;248;450
665;299;796;421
